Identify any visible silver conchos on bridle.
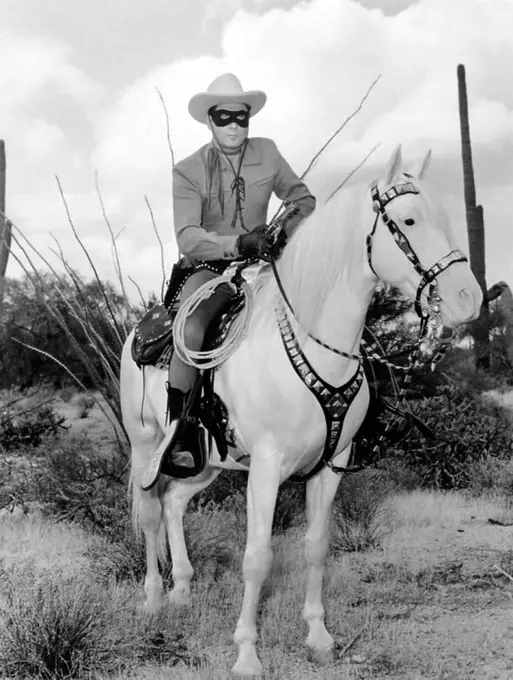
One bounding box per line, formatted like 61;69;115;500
366;175;468;327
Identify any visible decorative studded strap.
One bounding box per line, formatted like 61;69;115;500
367;180;468;320
414;249;468;317
277;305;364;481
376;180;419;207
369;181;424;278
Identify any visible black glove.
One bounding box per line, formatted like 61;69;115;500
270;229;288;260
237;224;274;259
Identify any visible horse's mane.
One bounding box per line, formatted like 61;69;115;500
257;185;368;334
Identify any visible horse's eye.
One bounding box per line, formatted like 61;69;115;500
405;218;415;226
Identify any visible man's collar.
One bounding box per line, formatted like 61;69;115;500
241;139;262;167
205;139;262;167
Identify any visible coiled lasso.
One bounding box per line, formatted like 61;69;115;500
173;204;298;369
172;269;255;369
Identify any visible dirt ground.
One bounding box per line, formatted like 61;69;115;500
52;390;123;448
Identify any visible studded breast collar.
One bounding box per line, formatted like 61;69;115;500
276;304;364;481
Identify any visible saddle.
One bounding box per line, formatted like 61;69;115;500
131;262;245;479
131;257;236;369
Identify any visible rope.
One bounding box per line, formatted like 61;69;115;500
172;273;254;369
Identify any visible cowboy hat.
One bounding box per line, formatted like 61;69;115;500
188;73;267;124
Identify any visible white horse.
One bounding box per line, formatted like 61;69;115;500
120;146;482;676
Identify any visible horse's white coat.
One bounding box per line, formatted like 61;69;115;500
120;147;482;676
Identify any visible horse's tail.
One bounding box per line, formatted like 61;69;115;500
128;468;168;566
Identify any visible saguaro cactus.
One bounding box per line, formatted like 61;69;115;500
0;139;11;310
457;64;490;369
488;281;513;369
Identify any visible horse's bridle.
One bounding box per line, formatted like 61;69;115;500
366;175;468;320
266;175;468;368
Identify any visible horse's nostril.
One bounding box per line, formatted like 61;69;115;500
458;289;474;312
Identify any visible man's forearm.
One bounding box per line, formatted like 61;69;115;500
177;225;239;262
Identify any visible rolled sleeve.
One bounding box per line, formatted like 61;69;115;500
272;143;316;233
173;166;239;262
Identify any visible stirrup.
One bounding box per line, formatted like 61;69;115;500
140;419;207;490
161;418;207;480
140;425;179;491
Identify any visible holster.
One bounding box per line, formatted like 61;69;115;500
163;257;194;308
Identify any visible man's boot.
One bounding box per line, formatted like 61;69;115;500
140;383;206;491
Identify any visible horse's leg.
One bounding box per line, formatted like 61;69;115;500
161;466;220;606
130;440;167;613
302;451;346;664
121;340;169;612
233;443;281;676
139;487;165;612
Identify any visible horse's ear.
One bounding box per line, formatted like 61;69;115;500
384;144;402;185
411;149;432;180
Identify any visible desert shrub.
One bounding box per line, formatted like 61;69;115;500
3;434;128;528
380;381;513;490
330;469;392;553
59;386;75;403
0;565;118;679
76;393;96;419
489;336;513;382
375;457;422;491
438;347;509;392
0;563;205;679
467;457;513;498
0;274;131;392
0;402;66;451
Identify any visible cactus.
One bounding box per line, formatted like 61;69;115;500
488;281;513;369
457;64;490;369
0;139;10;311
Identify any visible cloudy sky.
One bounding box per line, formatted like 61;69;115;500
1;0;511;300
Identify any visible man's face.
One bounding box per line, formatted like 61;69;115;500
208;101;249;151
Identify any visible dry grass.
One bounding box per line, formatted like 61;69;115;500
1;486;513;679
0;567;118;679
330;471;392;554
0;513;92;574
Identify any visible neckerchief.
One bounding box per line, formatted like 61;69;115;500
206;140;248;230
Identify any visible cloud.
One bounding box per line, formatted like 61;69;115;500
0;33;100;110
201;0;246;32
4;0;513;297
0;31;102;207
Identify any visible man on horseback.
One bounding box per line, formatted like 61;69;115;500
148;72;316;483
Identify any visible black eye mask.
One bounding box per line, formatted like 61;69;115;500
208;107;250;128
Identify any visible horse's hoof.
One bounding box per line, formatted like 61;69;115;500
168;588;190;607
232;661;263;677
140;597;164;615
306;645;334;667
232;649;263;676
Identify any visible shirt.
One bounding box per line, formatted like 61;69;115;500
172;137;316;262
